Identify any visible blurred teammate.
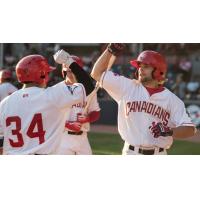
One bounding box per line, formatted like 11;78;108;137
0;69;18;102
55;55;100;155
0;69;18;154
0;53;94;154
91;44;196;155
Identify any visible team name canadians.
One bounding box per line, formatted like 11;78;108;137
126;101;170;126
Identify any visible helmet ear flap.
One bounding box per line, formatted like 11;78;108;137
40;71;46;79
153;68;165;81
40;71;50;84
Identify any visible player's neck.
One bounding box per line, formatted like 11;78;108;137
23;83;46;89
142;81;161;89
65;78;76;85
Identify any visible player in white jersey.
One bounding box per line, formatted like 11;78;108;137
0;69;18;154
91;44;196;155
0;54;94;155
0;69;18;102
55;55;100;155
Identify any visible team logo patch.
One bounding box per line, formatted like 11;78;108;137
67;86;78;95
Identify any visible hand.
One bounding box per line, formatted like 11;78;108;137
65;121;82;132
107;43;126;56
53;49;74;66
149;122;173;138
77;113;90;124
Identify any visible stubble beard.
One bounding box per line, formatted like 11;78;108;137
139;76;154;84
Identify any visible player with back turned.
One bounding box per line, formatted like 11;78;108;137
91;44;196;155
0;53;94;154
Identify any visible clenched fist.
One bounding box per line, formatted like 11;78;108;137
107;43;126;56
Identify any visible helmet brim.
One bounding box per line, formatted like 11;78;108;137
130;60;140;69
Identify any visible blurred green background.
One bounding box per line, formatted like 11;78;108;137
88;132;200;155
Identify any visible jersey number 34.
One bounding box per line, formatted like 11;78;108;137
6;113;45;147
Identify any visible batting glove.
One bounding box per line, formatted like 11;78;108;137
107;43;126;56
149;122;173;138
65;121;82;132
53;49;74;66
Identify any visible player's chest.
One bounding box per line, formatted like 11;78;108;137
71;101;87;109
122;89;170;113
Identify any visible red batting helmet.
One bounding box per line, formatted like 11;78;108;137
0;69;12;82
16;55;55;84
130;50;167;82
62;55;84;78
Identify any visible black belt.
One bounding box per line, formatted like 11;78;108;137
129;145;164;155
68;131;83;135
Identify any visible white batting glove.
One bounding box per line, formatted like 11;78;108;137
53;49;74;66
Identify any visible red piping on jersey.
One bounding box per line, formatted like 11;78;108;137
145;86;165;96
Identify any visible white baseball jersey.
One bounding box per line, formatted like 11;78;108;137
65;93;100;132
56;92;100;155
0;81;85;155
0;82;18;102
100;71;194;149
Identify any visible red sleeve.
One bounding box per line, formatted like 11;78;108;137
88;111;100;123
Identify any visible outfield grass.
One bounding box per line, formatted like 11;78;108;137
88;132;200;155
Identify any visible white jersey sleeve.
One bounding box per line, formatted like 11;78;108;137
46;82;85;109
170;94;194;127
100;71;135;102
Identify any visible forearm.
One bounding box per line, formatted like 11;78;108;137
91;49;112;81
69;62;94;96
172;126;196;139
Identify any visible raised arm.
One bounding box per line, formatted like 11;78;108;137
90;49;112;81
53;50;94;96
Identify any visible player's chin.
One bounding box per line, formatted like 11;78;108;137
140;77;153;83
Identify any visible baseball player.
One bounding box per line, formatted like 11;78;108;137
0;69;18;154
56;55;100;155
0;53;94;155
91;44;196;155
